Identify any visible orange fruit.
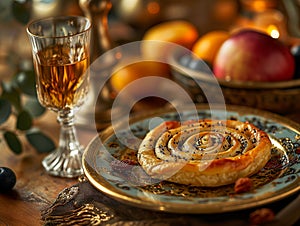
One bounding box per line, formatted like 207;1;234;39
192;30;230;65
143;20;199;49
110;61;171;98
141;20;199;61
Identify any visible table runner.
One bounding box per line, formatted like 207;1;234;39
41;177;299;226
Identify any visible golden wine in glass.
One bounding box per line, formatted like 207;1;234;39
27;16;91;178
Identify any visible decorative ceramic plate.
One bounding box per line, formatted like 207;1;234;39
82;104;300;214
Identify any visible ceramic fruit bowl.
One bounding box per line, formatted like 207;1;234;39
169;49;300;115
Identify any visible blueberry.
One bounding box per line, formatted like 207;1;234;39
290;45;300;79
0;167;16;192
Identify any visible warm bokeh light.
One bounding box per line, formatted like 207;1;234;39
147;1;160;15
213;0;238;21
267;25;280;39
241;0;278;12
120;0;140;15
32;0;59;17
253;10;286;41
232;9;287;42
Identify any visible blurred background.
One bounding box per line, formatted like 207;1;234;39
1;0;300;121
1;0;298;80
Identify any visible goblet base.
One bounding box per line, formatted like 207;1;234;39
42;147;84;178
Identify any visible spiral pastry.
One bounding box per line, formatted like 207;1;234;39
138;119;272;187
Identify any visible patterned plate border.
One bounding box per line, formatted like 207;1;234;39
82;104;300;214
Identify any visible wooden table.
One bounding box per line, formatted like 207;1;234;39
1;109;300;226
0;111;95;226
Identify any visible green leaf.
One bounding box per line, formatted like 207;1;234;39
3;131;22;154
11;0;32;24
1;81;21;112
16;110;32;131
26;130;56;153
24;97;45;117
0;99;12;124
14;70;37;97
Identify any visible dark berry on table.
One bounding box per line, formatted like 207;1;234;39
291;45;300;79
0;167;17;192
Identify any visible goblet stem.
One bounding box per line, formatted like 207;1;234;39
42;109;83;178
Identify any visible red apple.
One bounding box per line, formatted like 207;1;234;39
213;29;295;82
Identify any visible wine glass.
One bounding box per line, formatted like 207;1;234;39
27;16;91;178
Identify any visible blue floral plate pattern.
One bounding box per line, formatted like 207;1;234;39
83;105;300;213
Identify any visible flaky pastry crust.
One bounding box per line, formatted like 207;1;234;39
138;119;272;187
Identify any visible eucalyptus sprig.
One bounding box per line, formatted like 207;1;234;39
0;0;55;154
0;69;55;154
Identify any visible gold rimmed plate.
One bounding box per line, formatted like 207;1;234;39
82;104;300;214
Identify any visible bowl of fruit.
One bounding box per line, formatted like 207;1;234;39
169;28;300;115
